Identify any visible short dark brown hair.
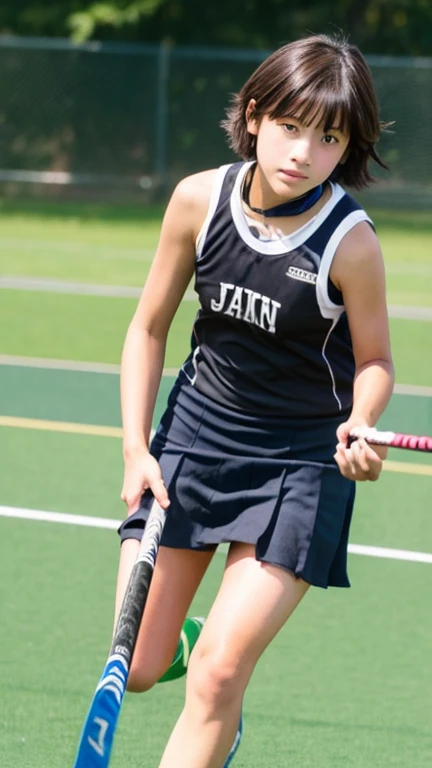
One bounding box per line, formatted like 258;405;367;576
221;34;391;189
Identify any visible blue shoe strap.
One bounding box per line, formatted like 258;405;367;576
223;714;243;768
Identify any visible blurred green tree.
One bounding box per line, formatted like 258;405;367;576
0;0;431;55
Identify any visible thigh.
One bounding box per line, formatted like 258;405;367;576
115;540;215;676
192;542;310;680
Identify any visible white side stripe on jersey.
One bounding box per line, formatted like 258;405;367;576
321;317;343;411
316;209;373;409
181;345;200;386
196;165;233;260
316;209;373;320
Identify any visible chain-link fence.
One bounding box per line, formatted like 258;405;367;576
1;36;431;207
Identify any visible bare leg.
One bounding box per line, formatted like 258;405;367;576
114;539;215;691
158;543;310;768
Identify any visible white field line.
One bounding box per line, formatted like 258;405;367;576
0;506;119;529
348;543;432;564
0;238;155;261
0;354;431;398
1;241;432;275
0;276;197;302
1;505;432;565
1;276;432;320
385;263;432;276
388;305;432;321
0;354;179;377
393;383;432;396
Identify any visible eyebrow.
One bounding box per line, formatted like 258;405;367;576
280;116;344;132
276;110;349;134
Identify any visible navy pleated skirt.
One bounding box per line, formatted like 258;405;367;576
118;374;356;589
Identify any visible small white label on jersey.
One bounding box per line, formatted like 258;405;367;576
286;266;317;284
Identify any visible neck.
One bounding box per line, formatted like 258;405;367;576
243;164;323;218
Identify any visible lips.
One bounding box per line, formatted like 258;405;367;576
280;169;308;179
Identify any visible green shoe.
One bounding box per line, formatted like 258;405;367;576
158;617;205;683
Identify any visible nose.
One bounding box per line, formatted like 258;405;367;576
290;137;312;166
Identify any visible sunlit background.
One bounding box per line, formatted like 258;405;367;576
1;3;431;767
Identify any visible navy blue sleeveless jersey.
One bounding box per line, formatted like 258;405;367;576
181;161;372;419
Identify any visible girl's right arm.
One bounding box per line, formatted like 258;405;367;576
120;172;214;513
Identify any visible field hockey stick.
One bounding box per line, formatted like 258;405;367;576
349;427;432;453
73;499;167;767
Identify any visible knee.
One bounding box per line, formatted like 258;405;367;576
188;646;246;709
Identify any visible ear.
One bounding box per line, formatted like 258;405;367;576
245;98;259;136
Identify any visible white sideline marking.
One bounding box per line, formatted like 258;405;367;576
388;304;432;321
1;276;432;320
0;354;431;397
0;505;120;529
0;276;197;302
348;543;432;564
0;354;179;377
393;383;432;396
1;505;432;565
0;239;155;260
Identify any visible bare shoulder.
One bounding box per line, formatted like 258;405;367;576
175;168;219;200
337;220;382;264
170;169;218;232
331;220;384;289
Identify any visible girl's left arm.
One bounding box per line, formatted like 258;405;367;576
331;221;395;481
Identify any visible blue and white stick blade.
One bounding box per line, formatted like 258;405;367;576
73;654;129;767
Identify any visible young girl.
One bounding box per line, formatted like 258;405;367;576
117;33;394;767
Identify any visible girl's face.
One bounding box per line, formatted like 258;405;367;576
246;101;350;203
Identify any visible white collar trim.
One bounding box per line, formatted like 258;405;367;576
230;161;345;255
